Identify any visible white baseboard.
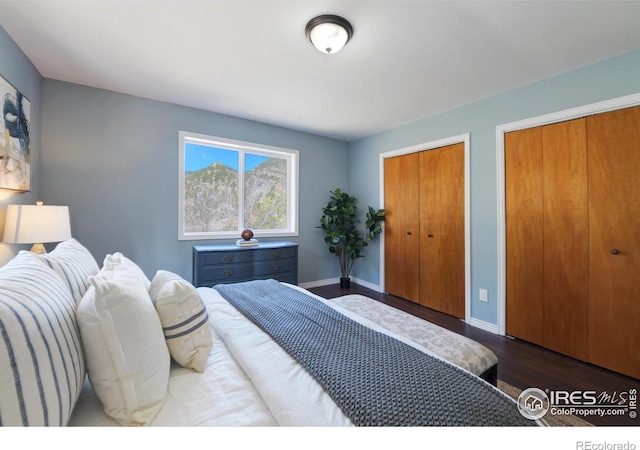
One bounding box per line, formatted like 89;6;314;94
466;317;499;335
299;277;384;293
298;278;339;289
349;276;383;293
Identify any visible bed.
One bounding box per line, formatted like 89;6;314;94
0;239;543;427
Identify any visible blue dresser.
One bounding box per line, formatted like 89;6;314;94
192;241;298;287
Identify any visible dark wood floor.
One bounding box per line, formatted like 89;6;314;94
308;283;639;427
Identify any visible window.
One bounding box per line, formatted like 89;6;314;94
179;131;299;240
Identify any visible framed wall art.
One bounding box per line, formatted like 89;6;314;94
0;74;30;192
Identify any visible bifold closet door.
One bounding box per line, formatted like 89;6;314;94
541;119;589;361
587;106;640;380
419;144;465;318
384;153;420;303
505;118;589;361
505;127;544;344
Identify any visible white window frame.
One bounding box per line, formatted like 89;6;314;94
178;131;299;240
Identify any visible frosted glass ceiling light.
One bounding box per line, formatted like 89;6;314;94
305;15;353;54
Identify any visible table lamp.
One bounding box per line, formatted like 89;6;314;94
3;201;72;254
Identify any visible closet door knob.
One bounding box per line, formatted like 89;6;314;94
610;248;620;255
428;234;434;238
406;231;412;235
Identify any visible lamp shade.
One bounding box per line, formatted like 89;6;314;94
305;15;353;54
3;204;71;245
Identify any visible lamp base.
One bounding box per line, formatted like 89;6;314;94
30;243;47;254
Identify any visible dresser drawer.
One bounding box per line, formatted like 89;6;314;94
254;272;298;284
254;258;296;276
201;251;252;266
201;263;253;284
254;246;297;261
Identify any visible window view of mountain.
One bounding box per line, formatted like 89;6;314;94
244;157;287;230
184;157;286;233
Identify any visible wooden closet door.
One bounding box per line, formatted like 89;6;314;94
505;127;544;344
587;106;640;380
419;144;465;318
542;119;589;361
384;153;420;303
440;143;465;318
506;120;589;360
419;149;443;311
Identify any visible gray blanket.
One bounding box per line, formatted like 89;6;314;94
215;279;536;426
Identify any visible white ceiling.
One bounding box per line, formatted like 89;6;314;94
1;1;640;142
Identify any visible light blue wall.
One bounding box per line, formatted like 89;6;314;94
349;50;640;325
40;80;350;282
0;26;42;264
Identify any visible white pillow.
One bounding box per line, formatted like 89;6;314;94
0;251;85;426
35;238;100;304
77;258;169;426
103;252;151;289
150;270;213;373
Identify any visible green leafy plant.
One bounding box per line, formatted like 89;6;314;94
317;188;385;280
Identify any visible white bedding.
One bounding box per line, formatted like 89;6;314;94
204;285;353;426
69;318;277;426
69;283;524;427
205;284;523;426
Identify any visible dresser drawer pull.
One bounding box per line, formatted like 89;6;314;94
271;264;281;271
223;255;235;262
271;251;281;258
223;269;234;276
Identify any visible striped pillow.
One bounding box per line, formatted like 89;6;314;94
36;239;100;305
0;252;85;426
150;270;213;372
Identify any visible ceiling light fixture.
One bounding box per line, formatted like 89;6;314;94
305;14;353;54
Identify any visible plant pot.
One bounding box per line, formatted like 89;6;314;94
340;277;351;289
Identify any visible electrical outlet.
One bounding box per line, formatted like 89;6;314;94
479;289;488;302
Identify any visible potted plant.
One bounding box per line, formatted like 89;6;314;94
317;188;385;288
